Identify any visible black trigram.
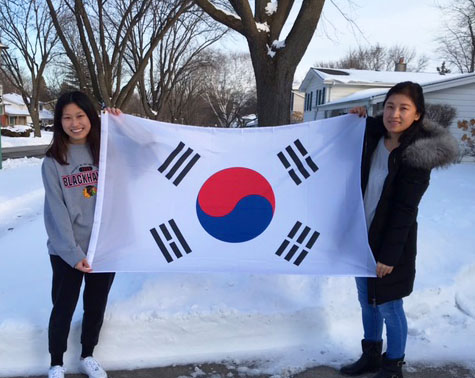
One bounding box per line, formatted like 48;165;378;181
277;139;319;185
158;142;200;186
275;221;320;266
150;219;191;263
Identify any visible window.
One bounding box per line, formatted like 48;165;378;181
305;92;314;111
305;90;325;111
315;87;326;107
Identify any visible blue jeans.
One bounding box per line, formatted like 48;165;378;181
356;277;407;359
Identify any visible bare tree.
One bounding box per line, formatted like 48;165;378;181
0;0;59;136
202;51;256;127
45;0;193;108
167;68;212;125
195;0;325;126
0;70;17;94
127;7;225;120
315;44;428;72
436;0;475;73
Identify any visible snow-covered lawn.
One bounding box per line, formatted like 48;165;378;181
0;158;474;377
1;130;53;148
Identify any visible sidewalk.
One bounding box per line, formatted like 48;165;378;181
5;362;475;378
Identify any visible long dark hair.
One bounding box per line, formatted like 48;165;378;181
46;91;101;165
382;81;426;146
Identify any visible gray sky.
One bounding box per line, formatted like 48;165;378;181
220;0;444;82
296;0;442;79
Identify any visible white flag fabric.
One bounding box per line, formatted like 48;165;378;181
88;114;376;276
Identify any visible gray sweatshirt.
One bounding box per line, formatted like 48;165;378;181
42;144;99;267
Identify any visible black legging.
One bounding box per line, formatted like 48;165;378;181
48;255;115;365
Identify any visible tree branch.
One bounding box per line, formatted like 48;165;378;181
194;0;244;34
280;0;325;68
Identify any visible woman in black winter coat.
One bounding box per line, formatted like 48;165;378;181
340;82;458;378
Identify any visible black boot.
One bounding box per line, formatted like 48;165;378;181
371;353;405;378
340;339;382;376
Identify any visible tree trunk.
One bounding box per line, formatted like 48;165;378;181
29;106;41;138
249;41;295;126
254;62;294;126
195;0;325;126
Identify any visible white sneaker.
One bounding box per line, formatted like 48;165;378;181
48;365;66;378
79;357;107;378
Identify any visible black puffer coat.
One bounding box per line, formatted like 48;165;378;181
361;116;458;305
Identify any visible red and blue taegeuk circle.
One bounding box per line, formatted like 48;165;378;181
196;167;275;243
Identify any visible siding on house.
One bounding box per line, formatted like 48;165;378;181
291;90;305;114
304;84;384;122
302;80;393;122
329;85;379;102
425;82;475;141
313;84;392;121
300;69;475;156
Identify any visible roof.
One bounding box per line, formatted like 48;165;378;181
292;89;305;99
4;106;54;119
40;109;53;120
299;67;468;92
3;93;25;105
314;68;466;84
318;71;475;109
4;104;30;116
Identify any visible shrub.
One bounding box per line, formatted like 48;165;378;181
1;126;32;137
291;111;304;123
425;103;457;128
458;119;475;157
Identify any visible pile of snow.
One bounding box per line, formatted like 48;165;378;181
272;40;286;49
0;159;474;377
256;22;270;33
265;1;277;16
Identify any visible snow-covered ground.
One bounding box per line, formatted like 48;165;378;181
0;157;474;377
1;130;53;148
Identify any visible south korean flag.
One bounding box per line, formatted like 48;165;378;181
88;113;376;276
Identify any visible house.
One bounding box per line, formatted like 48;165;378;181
290;89;305;122
0;93;54;127
298;68;475;142
230;90;304;126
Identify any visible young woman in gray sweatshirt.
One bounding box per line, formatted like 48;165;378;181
42;91;118;378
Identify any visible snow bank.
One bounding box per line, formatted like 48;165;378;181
1;131;52;147
0;160;474;377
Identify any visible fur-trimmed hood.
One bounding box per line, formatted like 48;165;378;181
402;119;459;170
